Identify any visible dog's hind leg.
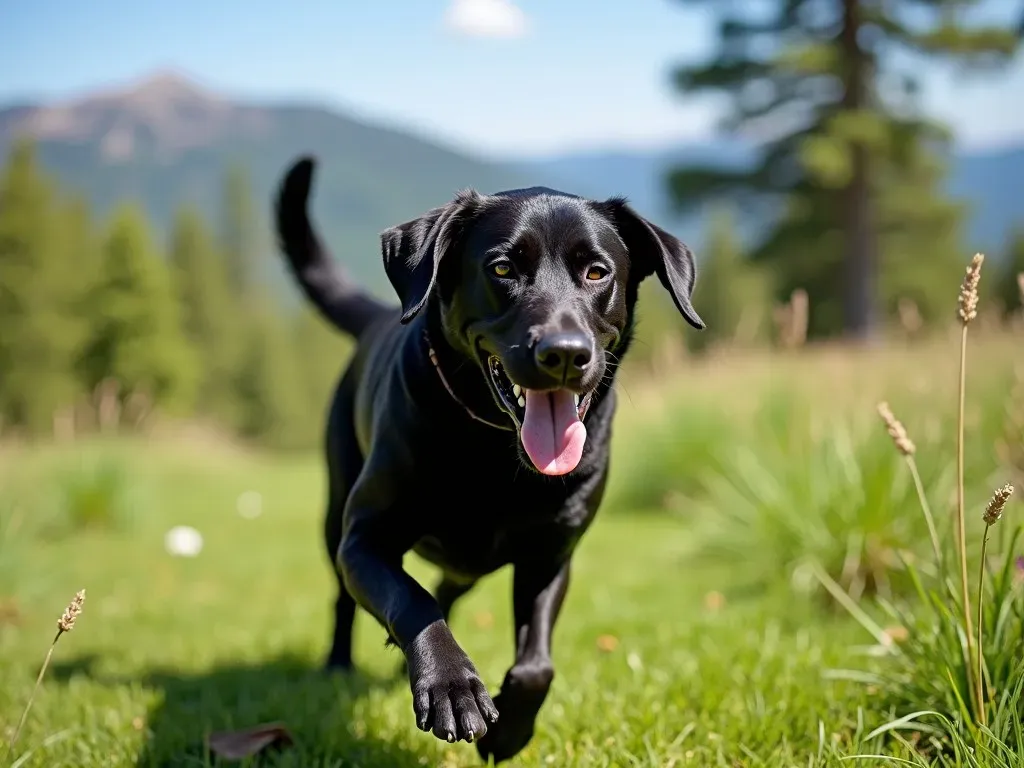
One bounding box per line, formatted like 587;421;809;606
435;575;477;623
477;558;570;763
323;374;364;672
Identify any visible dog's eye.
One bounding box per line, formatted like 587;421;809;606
585;265;609;281
491;261;513;278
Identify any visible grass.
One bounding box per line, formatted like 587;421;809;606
807;257;1024;763
1;326;1021;767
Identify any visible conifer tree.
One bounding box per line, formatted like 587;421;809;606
667;0;1019;339
78;204;196;414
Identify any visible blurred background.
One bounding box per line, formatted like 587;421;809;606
0;0;1022;448
1;2;1024;765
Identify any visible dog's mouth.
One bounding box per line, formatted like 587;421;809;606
487;356;593;477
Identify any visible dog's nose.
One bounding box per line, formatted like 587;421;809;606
534;332;592;382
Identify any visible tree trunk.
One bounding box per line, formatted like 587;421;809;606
840;0;878;341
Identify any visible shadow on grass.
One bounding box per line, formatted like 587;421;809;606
51;653;429;767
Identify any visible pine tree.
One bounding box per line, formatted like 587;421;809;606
220;162;261;302
291;307;353;439
997;227;1024;317
667;0;1019;340
0;139;83;434
233;303;307;449
78;203;196;414
169;204;239;421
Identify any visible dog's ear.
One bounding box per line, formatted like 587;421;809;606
599;197;705;330
381;190;482;324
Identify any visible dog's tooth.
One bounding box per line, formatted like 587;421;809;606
512;384;522;397
517;395;526;408
574;394;580;406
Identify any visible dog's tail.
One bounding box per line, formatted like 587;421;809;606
274;156;392;338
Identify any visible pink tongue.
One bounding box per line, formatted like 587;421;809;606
520;390;587;476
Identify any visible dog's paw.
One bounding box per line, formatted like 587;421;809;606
474;688;543;762
406;622;498;743
475;662;553;762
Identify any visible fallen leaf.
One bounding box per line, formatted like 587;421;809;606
0;597;21;627
704;590;725;612
473;611;494;629
883;625;909;643
207;722;294;760
596;634;619;652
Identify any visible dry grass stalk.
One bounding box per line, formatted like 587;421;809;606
1017;273;1024;307
958;253;984;325
4;589;86;764
982;484;1013;526
897;297;923;336
876;402;943;570
877;402;916;456
954;253;985;719
976;484;1014;725
773;288;809;349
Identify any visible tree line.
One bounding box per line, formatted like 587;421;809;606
1;123;1021;449
0;138;351;449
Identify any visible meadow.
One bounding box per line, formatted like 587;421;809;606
1;314;1022;767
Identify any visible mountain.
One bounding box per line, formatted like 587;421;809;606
0;71;533;299
2;71;1022;301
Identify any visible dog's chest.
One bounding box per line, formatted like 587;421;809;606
409;482;577;580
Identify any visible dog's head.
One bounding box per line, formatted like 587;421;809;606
383;186;704;477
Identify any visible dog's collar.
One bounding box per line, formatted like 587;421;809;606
424;331;513;432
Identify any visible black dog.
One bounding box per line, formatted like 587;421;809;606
273;156;703;763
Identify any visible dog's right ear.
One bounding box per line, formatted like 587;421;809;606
381;190;482;324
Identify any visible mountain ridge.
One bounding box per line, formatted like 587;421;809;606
2;71;1021;300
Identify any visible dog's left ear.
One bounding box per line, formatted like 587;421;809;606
599;197;705;330
381;190;483;324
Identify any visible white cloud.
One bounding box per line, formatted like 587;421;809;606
444;0;528;39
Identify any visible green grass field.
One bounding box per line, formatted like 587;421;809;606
1;330;1022;767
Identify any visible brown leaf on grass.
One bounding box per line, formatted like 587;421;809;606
883;625;910;644
0;597;21;627
704;590;726;612
207;722;294;760
596;634;619;652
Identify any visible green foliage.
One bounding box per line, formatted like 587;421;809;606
604;397;736;513
0;139;355;449
689;204;771;351
995;228;1024;317
233;304;308;450
169;204;239;420
667;0;1020;339
220;162;262;300
817;316;1022;758
291;307;353;431
78;203;197;411
0;140;85;434
50;456;138;534
695;390;956;601
0;498;24;601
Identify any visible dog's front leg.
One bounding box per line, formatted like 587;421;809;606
337;497;498;744
477;557;570;763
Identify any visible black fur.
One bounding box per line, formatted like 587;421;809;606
273;156;703;763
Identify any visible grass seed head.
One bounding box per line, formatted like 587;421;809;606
57;589;86;633
877;401;916;456
983;484;1014;526
957;253;984;325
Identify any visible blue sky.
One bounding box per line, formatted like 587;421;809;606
2;0;1023;158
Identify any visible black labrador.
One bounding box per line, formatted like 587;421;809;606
273;156;704;763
